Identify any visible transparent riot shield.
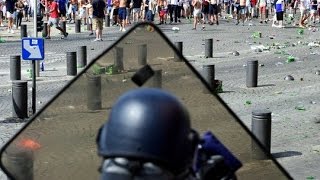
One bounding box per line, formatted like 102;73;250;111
0;23;291;180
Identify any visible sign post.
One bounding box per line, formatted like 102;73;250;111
22;38;45;114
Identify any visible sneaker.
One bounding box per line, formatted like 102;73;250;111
121;28;126;32
216;21;219;25
10;29;14;34
93;38;101;42
119;28;123;31
0;24;4;27
7;29;10;33
45;36;51;39
88;32;94;36
64;32;69;38
272;24;277;27
201;26;205;30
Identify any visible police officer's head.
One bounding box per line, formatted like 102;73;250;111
97;88;199;177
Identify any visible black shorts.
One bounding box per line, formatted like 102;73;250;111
209;4;218;15
202;4;209;13
113;8;119;16
276;11;283;21
59;10;66;17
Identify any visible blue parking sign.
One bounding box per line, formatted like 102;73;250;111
22;38;45;60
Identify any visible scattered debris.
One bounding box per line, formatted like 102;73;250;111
284;75;294;81
308;42;320;47
245;100;252;105
259;64;264;67
252;31;262;38
312;145;320;153
232;51;240;56
298;29;304;35
275;62;284;66
295;105;306;111
310;101;317;104
172;27;180;32
286;56;295;63
315;70;320;75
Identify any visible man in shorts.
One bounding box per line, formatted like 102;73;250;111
5;0;16;33
92;0;105;41
119;0;127;31
299;0;310;27
46;0;68;39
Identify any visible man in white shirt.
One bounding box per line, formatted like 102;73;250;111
299;0;310;27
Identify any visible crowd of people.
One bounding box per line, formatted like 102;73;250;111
0;0;319;39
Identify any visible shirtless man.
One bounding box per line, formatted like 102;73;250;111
239;0;246;25
119;0;127;31
209;0;219;25
70;0;78;23
192;0;205;30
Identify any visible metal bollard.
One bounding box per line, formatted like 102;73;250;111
114;47;124;71
105;15;110;27
78;46;87;68
174;42;183;62
12;80;28;118
20;24;27;38
151;69;162;88
60;21;66;33
87;75;102;110
205;39;213;58
246;60;258;88
42;22;48;38
4;147;34;180
66;52;77;76
251;109;272;160
10;55;21;80
202;64;215;93
138;44;147;66
75;19;81;33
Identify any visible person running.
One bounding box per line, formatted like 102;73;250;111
119;0;127;31
92;0;105;41
46;0;69;39
192;0;205;29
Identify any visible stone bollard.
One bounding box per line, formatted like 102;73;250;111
60;21;66;33
77;46;87;68
246;60;258;88
75;19;81;33
66;52;77;76
114;47;124;72
12;80;28;118
138;44;147;66
20;24;27;38
42;22;48;38
174;42;183;62
151;69;162;88
105;15;110;27
205;39;213;58
251;109;272;160
202;64;215;93
87;75;102;110
10;55;21;81
4;147;34;180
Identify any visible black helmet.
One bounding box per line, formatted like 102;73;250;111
97;88;198;174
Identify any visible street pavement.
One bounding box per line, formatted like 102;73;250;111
1;16;320;179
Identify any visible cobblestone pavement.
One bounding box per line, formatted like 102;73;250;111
1;16;320;179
